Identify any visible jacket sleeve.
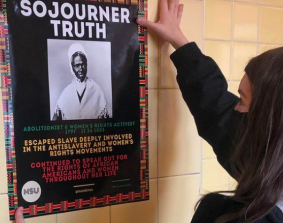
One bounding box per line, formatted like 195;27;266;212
170;42;239;176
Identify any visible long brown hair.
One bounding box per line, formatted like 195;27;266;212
201;47;283;223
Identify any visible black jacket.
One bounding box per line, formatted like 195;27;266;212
170;42;283;223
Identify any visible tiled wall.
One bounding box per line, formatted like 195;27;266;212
1;0;283;222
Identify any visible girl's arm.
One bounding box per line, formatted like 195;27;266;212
137;0;239;176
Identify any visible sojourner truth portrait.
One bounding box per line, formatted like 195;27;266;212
52;43;110;121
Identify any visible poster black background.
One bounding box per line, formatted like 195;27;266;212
7;0;141;207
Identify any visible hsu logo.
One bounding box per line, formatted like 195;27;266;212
21;181;41;202
23;187;40;195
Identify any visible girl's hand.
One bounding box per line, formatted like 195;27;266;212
15;207;25;223
136;0;189;49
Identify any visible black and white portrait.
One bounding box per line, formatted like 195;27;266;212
48;39;113;121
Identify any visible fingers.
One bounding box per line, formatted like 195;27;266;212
168;0;174;11
160;0;168;14
169;0;180;13
174;0;180;15
177;4;184;24
136;18;157;30
15;207;25;223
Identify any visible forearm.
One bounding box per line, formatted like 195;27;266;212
136;0;239;175
170;42;239;135
170;42;239;176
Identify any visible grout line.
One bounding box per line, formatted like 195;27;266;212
156;4;160;222
230;1;235;81
201;0;205;186
204;38;282;46
202;157;218;161
282;2;283;48
157;172;200;180
235;0;283;8
158;87;179;90
156;167;159;223
109;205;112;223
157;26;161;89
257;42;283;46
203;0;206;49
201;0;207;197
200;139;203;196
230;40;234;81
149;178;159;182
200;0;206;197
215;0;283;9
257;1;261;55
229;79;243;82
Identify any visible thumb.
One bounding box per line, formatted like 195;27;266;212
15;207;25;223
136;17;157;30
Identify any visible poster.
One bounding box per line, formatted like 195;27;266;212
0;0;148;220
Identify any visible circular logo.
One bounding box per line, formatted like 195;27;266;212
21;181;41;203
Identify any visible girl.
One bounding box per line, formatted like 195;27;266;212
137;0;283;222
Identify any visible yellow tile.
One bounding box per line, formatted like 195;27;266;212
202;159;229;193
205;0;232;40
148;34;159;89
25;214;56;223
259;44;281;54
234;3;259;42
202;140;216;159
235;0;258;2
0;94;8;194
158;90;201;177
180;0;203;49
260;7;283;44
0;194;10;223
204;41;231;80
158;175;200;223
0;161;7;194
111;180;157;223
228;81;240;97
57;207;110;223
148;0;158;23
159;43;178;88
232;43;257;80
148;0;159;89
160;0;203;88
229;176;238;191
149;90;157;179
260;0;283;7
